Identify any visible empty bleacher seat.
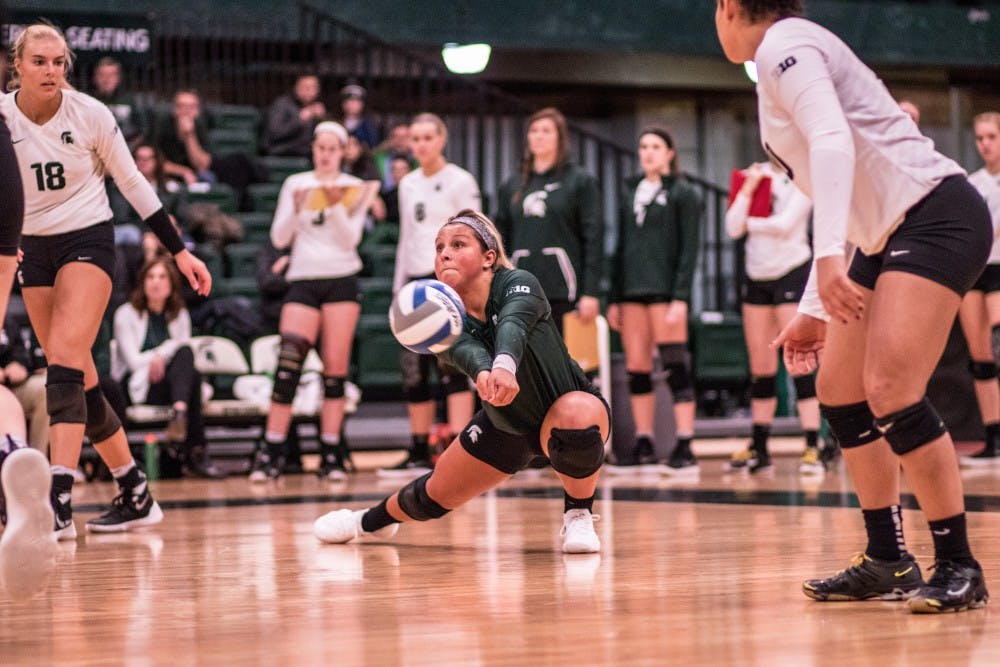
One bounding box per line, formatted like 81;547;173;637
688;311;749;388
247;183;282;214
215;276;260;301
259;155;311;184
210;104;262;134
187;182;238;214
361;245;397;279
359;276;394;316
225;242;262;278
354;315;402;394
239;212;274;245
208;128;259;157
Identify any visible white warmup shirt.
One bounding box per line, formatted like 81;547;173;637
394;163;481;293
754;18;964;320
725;162;813;281
968;168;1000;265
1;89;161;236
270;171;369;281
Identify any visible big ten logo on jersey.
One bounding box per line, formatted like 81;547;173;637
415;202;426;222
772;55;798;79
505;284;531;297
522;190;548;218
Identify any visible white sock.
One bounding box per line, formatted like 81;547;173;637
321;434;340;446
111;461;137;479
51;464;76;477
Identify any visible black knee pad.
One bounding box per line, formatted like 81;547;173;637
628;371;653;395
322;375;346;399
84;386;122;443
397;472;450;521
793;373;817;400
272;333;311;405
400;348;433;403
439;370;471;397
46;365;86;425
874;398;947;456
659;343;694;404
547;424;604;479
750;375;777;400
969;359;998;381
820;401;880;448
992;326;1000;369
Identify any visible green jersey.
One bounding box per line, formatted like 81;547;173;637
440;268;598;436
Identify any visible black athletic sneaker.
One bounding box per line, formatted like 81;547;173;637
376;452;432;479
663;448;699;476
86;474;164;533
803;552;924;601
636;436;659;466
318;442;355;481
249;443;284;483
908;560;989;613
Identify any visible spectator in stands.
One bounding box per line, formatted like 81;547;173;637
112;258;225;478
377;154;412;225
109;144;187;246
343;134;381;182
265;74;327;158
373;122;415;193
1;315;47;454
339;84;380;149
91;56;143;150
255;242;291;335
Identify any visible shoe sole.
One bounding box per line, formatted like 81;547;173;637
798;464;825;476
320;470;348;482
55;523;78;541
562;542;601;554
662;465;700;477
0;450;59;600
375;467;432;479
802;585;920;602
86;501;164;533
908;592;990;613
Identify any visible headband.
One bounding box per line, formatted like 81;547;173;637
449;215;499;253
314;121;348;146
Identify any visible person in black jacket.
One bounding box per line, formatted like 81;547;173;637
607;127;702;476
265;74;327;158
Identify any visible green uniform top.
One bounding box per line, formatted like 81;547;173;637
439;268;598;436
610;174;702;303
494;163;604;303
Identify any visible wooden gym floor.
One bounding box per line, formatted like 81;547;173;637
2;439;999;666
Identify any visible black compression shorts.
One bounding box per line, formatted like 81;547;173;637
19;221;116;287
0;116;23;256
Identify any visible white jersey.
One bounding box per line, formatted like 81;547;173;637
968;168;1000;265
1;89;161;236
394;163;481;293
270;171;369;281
754;18;964;319
725;163;812;281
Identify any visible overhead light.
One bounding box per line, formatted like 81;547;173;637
442;43;491;74
744;61;759;84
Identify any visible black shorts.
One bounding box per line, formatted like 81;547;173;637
284;275;361;309
741;260;810;306
19;221;116;287
971;265;1000;294
848;175;992;296
0;118;23;256
458;394;611;475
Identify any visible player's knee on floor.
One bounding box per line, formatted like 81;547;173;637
46;365;86;425
627;371;652;396
272;333;311;404
820;401;880;448
969;360;998;381
792;374;816;400
547;425;604;479
323;375;346;399
659;343;694;403
397;472;450;521
84;386;122;443
874;398;947;456
750;375;777;400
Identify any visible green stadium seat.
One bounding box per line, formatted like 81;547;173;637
361;222;400;249
210;104;261;134
186;183;238;214
354;315;402;393
208;128;259;156
359;276;394;316
259;155;311;184
193;243;224;280
225;242;262;278
688;311;749;387
239;212;273;244
247;183;282;214
361;245;397;279
215;276;261;301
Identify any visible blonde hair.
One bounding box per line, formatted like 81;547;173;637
410;112;448;143
974;111;1000;132
445;209;513;271
8;23;75;92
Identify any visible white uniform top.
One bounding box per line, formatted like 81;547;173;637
968;168;1000;265
270;171;368;282
1;89;161;236
393;163;481;293
754;18;964;320
725;162;813;281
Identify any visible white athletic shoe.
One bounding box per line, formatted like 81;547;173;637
560;509;601;554
313;509;399;544
0;449;59;600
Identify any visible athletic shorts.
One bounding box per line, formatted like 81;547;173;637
0;118;23;256
971;265;1000;294
848;176;991;296
284;275;361;309
19;221;116;287
742;260;810;306
459;393;611;475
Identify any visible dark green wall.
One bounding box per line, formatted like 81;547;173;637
16;1;1000;67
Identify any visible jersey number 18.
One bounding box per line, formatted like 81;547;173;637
30;162;66;191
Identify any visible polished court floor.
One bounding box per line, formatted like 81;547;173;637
2;440;999;665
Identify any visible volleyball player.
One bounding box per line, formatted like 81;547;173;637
606;127;701;474
251;121;376;481
716;0;989;612
314;210;609;553
958;111;1000;466
383;113;480;476
725;161;821;474
3;24;211;538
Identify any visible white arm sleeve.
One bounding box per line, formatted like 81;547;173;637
93;104;162;220
724;193;751;239
797;261;829;322
270;178;299;250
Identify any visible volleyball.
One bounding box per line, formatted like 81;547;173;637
389;279;466;354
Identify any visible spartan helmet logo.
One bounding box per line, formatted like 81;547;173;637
61;131;74;145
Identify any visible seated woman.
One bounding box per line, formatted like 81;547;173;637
313;210;610;553
112;258;224;478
